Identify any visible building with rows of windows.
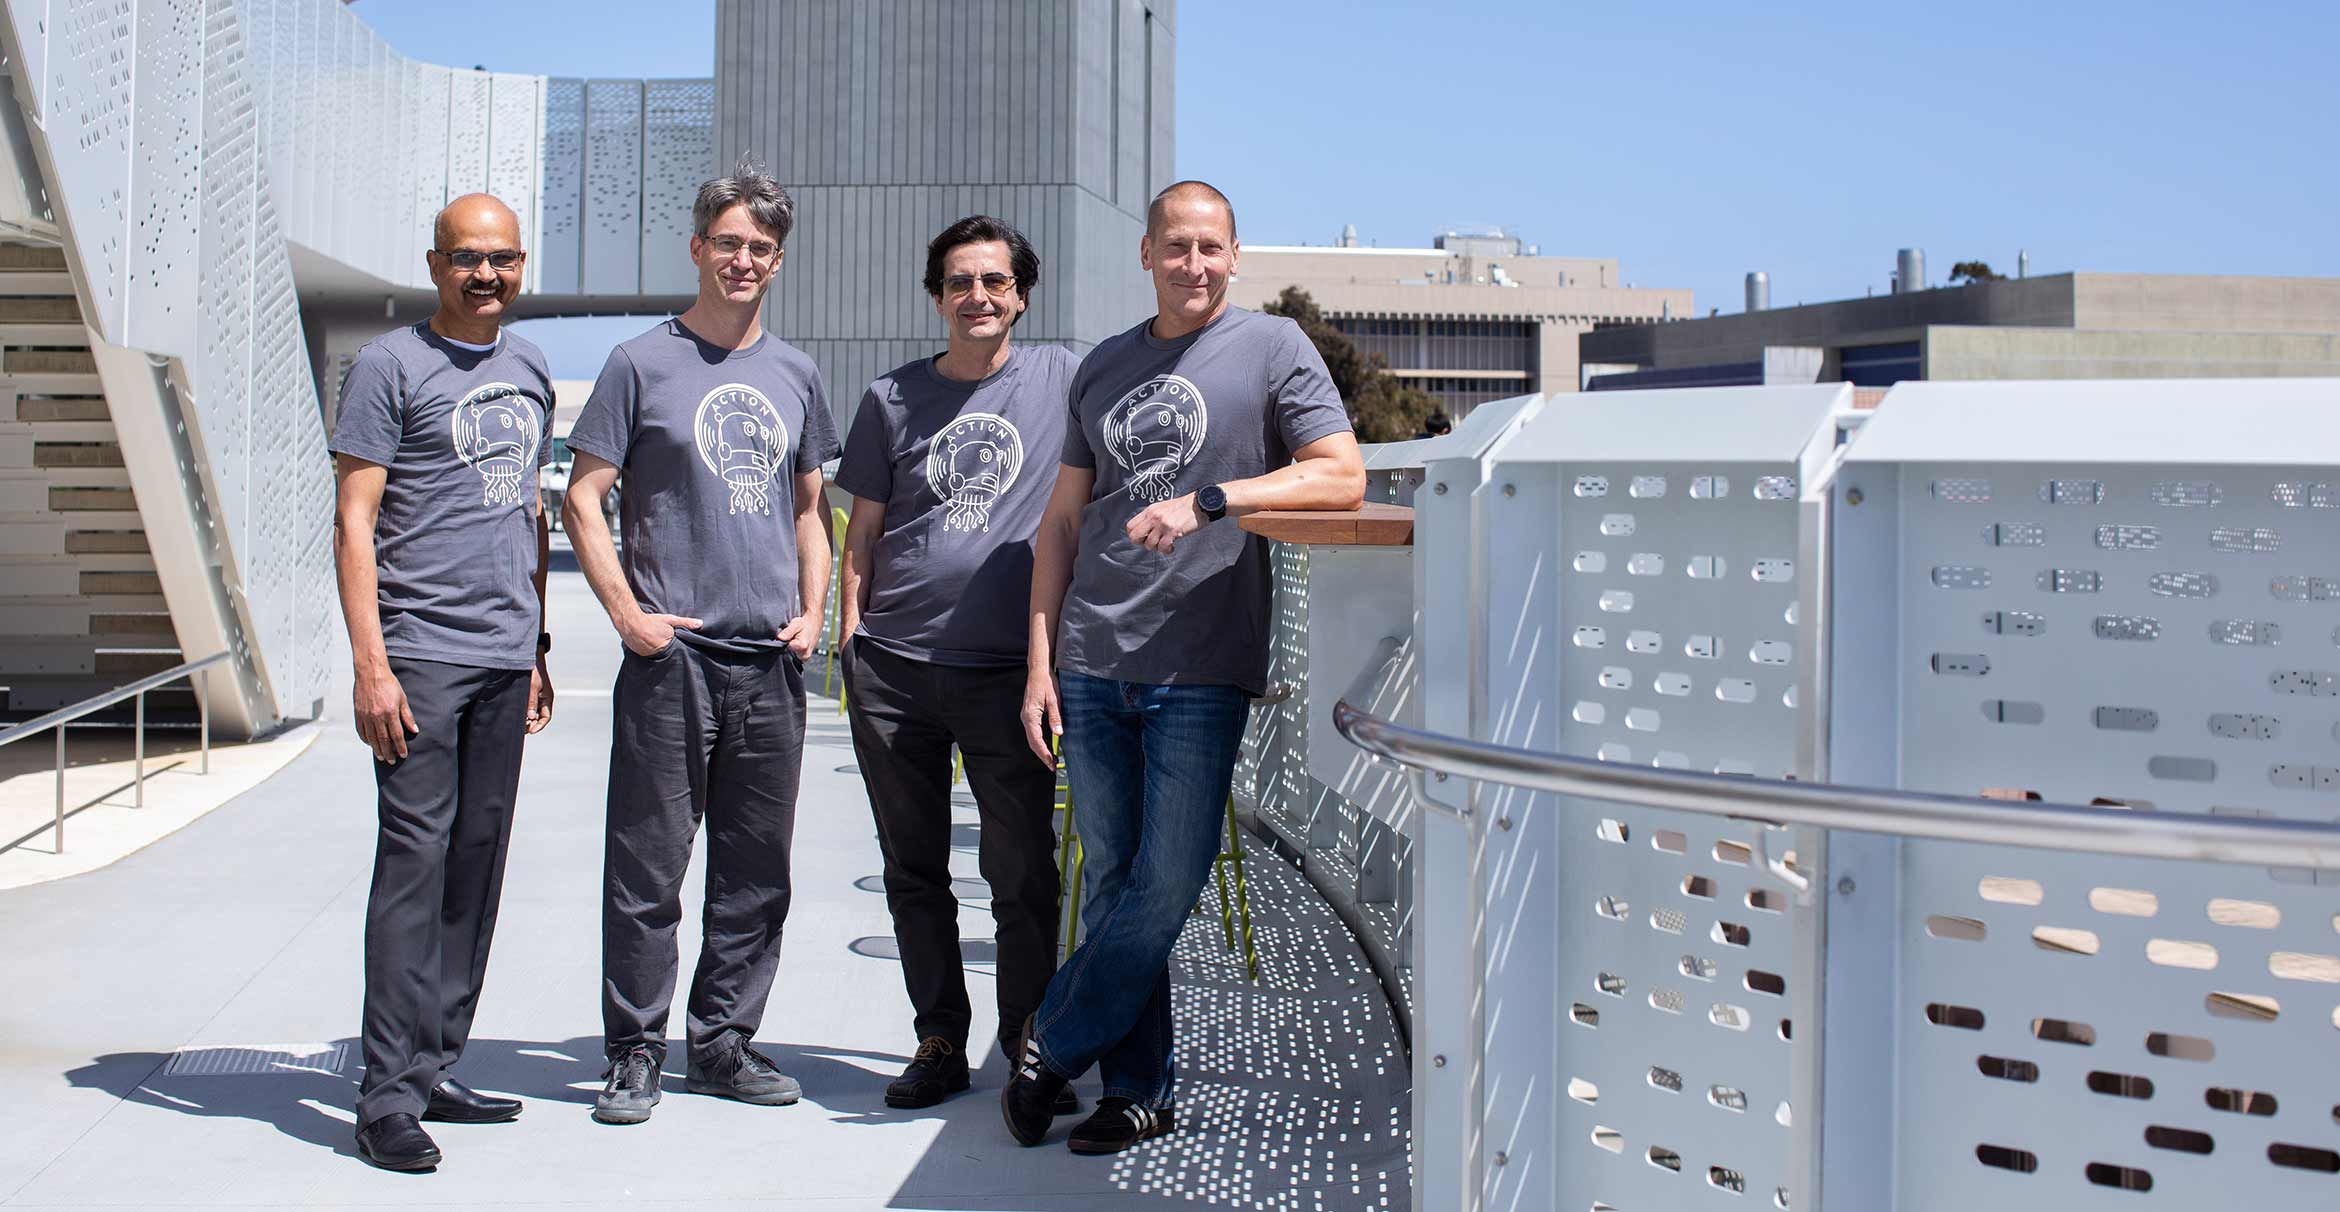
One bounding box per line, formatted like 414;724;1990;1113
1226;229;1690;417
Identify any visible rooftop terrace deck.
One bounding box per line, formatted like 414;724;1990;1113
0;560;1410;1211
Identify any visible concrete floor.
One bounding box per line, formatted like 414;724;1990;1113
0;556;1410;1210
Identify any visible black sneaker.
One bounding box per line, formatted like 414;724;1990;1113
1053;1085;1081;1116
593;1044;663;1125
885;1036;971;1109
1068;1096;1176;1155
687;1041;802;1106
999;1015;1068;1147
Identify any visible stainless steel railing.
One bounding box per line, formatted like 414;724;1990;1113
1331;640;2340;873
0;652;230;855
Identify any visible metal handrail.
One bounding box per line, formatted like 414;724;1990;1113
1332;647;2340;873
0;651;229;856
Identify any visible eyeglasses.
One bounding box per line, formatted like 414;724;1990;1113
432;248;525;272
705;235;781;262
943;273;1017;298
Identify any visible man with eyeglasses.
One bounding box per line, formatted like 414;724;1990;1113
330;193;555;1171
1001;181;1364;1154
564;164;840;1125
834;216;1079;1112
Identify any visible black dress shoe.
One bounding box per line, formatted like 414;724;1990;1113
423;1078;522;1124
885;1037;971;1109
356;1112;441;1171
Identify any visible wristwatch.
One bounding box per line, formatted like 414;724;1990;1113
1196;484;1228;522
538;631;552;654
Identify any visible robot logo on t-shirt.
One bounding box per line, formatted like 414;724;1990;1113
693;382;790;515
449;382;542;507
925;411;1025;534
1101;373;1208;503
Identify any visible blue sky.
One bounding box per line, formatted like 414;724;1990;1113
353;0;2336;372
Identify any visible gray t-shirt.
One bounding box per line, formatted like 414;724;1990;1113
836;344;1076;668
1057;307;1350;695
566;319;840;654
327;323;553;671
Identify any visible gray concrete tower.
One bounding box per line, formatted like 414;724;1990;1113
713;1;1176;427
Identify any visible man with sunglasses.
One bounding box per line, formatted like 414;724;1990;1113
834;216;1079;1111
564;164;840;1125
330;193;555;1171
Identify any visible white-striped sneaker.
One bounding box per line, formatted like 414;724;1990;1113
1068;1096;1175;1154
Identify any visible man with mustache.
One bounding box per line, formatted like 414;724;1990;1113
1004;181;1365;1153
563;165;840;1125
834;216;1079;1111
330;193;556;1171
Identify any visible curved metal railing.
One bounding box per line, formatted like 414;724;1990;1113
1331;641;2340;873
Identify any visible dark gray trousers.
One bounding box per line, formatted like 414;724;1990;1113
601;640;805;1068
843;639;1061;1053
357;657;530;1128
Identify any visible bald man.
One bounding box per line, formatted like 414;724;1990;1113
330;193;556;1171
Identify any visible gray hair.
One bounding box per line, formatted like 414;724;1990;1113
692;159;795;246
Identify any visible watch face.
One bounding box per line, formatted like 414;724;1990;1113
1199;485;1226;514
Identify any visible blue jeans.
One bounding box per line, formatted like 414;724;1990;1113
1029;672;1250;1109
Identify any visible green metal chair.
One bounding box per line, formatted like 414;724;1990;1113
822;505;850;711
1051;734;1258;981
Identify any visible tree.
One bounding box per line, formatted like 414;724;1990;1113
1261;286;1441;443
1949;260;2005;285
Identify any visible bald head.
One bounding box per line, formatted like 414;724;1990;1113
433;193;520;251
1145;180;1236;243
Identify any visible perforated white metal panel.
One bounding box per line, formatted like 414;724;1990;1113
1477;384;1848;1212
581;77;641;294
640;78;711;294
536;76;582;293
47;0;134;341
1822;379;2340;1211
1838;456;2340;1209
127;0;199;353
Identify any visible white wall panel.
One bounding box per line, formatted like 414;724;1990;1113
536;77;582;293
445;68;489;200
640;78;711;295
126;0;198;354
487;72;540;289
46;0;133;341
580;77;640;295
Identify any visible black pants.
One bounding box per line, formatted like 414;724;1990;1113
601;641;805;1069
844;639;1061;1053
357;657;530;1128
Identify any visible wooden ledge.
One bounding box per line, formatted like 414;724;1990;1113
1238;501;1414;546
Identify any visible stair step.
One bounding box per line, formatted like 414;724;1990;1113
80;570;161;595
49;485;135;511
0;555;79;595
0;517;65;555
63;530;147;554
34;442;125;470
0;291;80;319
0;245;68;271
0;595;92;634
90;612;170;636
66;552;154;573
0;323;88;345
0;508;142;530
0;470;42;510
10;397;108;422
0;674;198;719
40;467;131;489
4;348;95;374
2;373;106;395
10;419;118;441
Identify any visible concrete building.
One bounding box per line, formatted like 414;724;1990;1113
714;0;1174;414
1582;271;2340;391
1227;229;1690;417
